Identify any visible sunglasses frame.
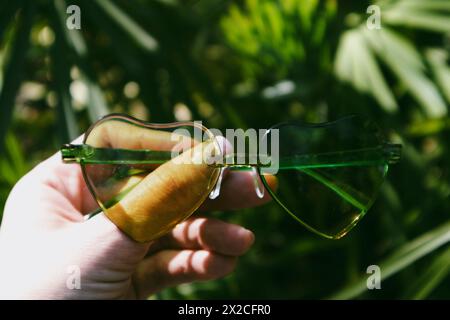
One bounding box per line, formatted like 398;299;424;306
61;113;401;240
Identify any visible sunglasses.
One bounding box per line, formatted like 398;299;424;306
61;113;401;242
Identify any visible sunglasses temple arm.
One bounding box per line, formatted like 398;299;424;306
61;143;402;168
270;143;402;170
60;143;401;204
60;144;266;201
61;144;175;164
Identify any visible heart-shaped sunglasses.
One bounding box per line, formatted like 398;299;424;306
61;113;401;242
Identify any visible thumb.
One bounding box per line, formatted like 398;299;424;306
96;141;219;243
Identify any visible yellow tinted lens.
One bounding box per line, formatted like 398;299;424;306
83;114;220;242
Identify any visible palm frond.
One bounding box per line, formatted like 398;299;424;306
402;245;450;299
383;0;450;32
329;220;450;299
93;0;159;54
54;0;109;123
0;4;33;154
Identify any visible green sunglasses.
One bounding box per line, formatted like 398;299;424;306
61;113;401;242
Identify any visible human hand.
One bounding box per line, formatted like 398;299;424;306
0;127;275;299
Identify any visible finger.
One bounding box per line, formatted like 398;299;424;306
83;118;231;242
86;117;195;151
81;117;201;191
148;217;254;256
200;171;278;211
103;141;218;243
133;250;237;298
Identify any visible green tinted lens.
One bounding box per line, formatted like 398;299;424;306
260;115;395;239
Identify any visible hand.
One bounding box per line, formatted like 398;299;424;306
0;129;275;299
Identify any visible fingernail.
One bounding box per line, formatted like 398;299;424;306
238;227;255;247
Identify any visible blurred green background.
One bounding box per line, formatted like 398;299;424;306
0;0;449;299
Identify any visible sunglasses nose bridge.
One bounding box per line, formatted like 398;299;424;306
208;167;265;200
209;167;225;199
252;167;265;199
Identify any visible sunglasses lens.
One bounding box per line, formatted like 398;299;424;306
82;114;221;242
260;115;388;239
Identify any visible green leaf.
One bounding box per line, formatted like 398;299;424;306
54;0;109;123
334;31;353;80
383;0;450;32
0;0;22;44
426;48;450;104
402;245;450;299
329;220;450;299
364;28;447;118
334;29;397;112
407;118;450;136
5;134;26;176
391;0;450;12
51;9;79;142
82;0;182;122
83;77;109;122
0;4;33;155
53;0;87;58
93;0;159;54
297;0;319;31
384;12;450;33
0;133;27;185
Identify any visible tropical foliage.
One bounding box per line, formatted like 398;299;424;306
0;0;449;299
